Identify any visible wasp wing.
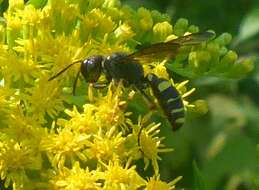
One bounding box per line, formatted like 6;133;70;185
169;31;215;45
128;42;181;63
127;31;215;64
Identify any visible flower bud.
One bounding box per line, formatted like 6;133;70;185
115;23;135;42
137;7;153;31
174;18;188;36
218;50;237;71
193;99;208;115
9;0;24;11
104;0;121;8
215;33;232;46
188;25;199;33
153;21;172;41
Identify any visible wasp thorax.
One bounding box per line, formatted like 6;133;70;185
81;55;103;82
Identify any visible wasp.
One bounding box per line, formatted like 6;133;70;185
49;31;215;131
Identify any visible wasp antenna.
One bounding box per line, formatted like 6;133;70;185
48;60;82;81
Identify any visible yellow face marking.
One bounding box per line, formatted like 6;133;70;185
158;81;171;92
171;108;184;114
175;117;185;124
167;96;181;103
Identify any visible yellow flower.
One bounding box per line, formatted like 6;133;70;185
40;125;90;168
5;104;46;145
103;0;121;8
50;162;101;190
114;23;135;43
5;13;22;32
174;80;196;111
145;175;182;190
101;160;146;190
85;126;126;163
25;77;65;123
144;59;170;79
35;33;82;71
0;139;42;190
8;0;24;11
94;82;131;128
80;8;115;41
17;5;41;26
63;105;99;134
137;116;173;175
0;86;14;126
0;50;42;83
93;33;129;55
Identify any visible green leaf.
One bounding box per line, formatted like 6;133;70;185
236;8;259;43
26;0;48;8
193;161;207;190
0;0;8;15
64;95;86;107
166;62;197;79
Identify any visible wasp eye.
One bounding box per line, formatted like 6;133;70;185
81;55;103;83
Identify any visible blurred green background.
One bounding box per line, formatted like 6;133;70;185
122;0;259;190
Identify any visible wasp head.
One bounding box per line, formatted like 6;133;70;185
81;55;103;83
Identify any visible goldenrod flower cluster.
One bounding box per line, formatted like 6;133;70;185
0;0;253;190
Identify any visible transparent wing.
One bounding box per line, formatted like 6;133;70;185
127;31;215;64
128;42;181;63
168;31;215;45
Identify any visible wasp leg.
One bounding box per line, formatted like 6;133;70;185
133;85;157;154
138;125;144;154
92;82;108;89
134;85;156;110
72;69;81;96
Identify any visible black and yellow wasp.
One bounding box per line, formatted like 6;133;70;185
49;31;215;131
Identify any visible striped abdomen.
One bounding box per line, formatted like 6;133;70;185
146;73;185;131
